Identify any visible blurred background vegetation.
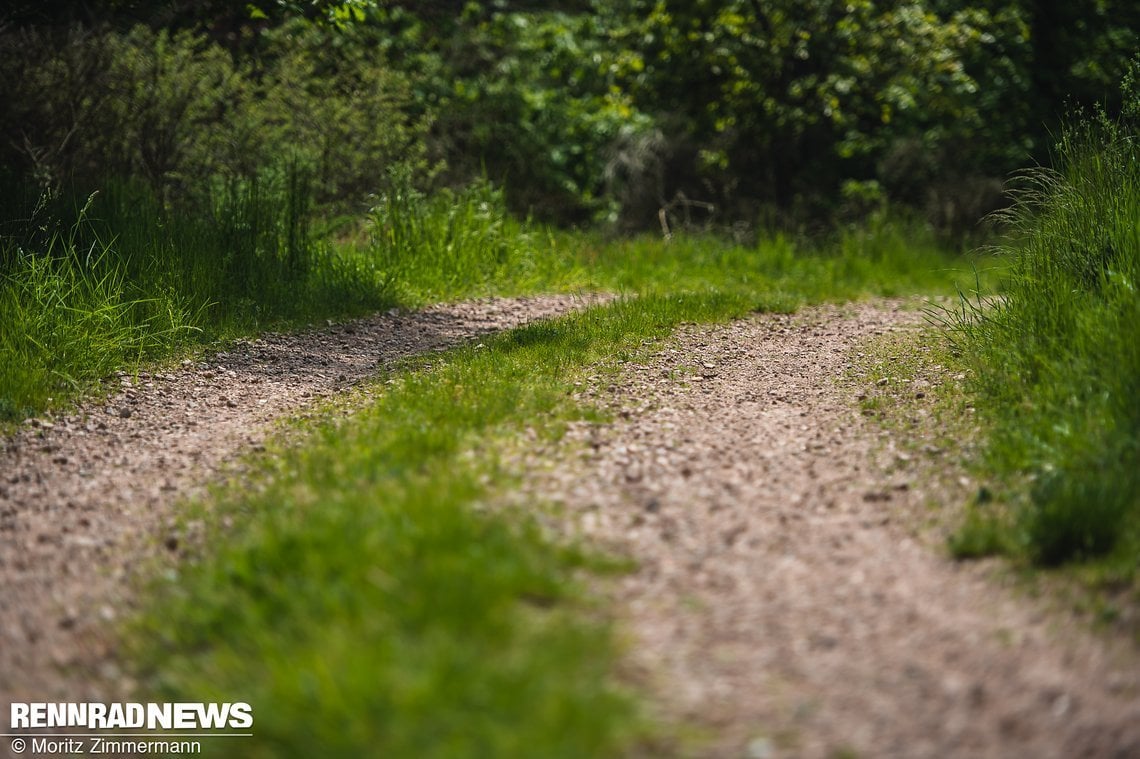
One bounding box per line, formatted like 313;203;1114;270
1;0;1137;232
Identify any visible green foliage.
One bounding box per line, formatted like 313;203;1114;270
0;21;429;212
949;63;1140;566
320;0;1104;228
598;1;1030;216
1018;0;1140;117
4;0;1138;229
255;20;434;209
370;6;656;223
101;26;249;204
0;25;247;203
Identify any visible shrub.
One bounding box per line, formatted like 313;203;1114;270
0;25;247;204
0;20;431;214
255;20;434;211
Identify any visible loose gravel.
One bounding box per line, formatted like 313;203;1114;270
0;294;607;705
3;295;1137;759
514;300;1140;759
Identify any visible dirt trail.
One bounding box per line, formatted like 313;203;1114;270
2;296;1138;758
515;300;1140;759
0;293;607;705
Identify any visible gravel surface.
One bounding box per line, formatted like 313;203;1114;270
3;295;1137;759
0;293;607;706
515;300;1140;759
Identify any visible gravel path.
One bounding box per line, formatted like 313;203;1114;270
3;295;1137;759
0;293;607;706
516;300;1140;759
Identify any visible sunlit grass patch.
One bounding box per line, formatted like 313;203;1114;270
946;67;1140;594
0;177;397;425
128;294;757;758
0;203;198;423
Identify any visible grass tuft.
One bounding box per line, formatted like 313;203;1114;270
0;197;197;421
0;174;397;424
947;65;1140;569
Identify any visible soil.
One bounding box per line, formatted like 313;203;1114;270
3;295;1138;758
0;294;609;706
514;300;1140;759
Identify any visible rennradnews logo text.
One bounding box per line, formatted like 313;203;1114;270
9;702;253;730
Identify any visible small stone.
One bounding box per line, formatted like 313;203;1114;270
746;737;773;759
119;407;132;419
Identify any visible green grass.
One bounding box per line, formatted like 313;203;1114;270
129;295;755;759
946;72;1140;588
366;180;968;304
0;173;397;425
0;195;198;421
122;213;980;756
0;166;987;752
1;168;971;426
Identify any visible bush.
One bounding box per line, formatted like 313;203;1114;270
0;20;431;213
0;25;247;203
256;20;434;210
